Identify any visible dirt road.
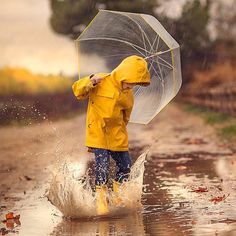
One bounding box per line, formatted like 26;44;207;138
0;103;235;235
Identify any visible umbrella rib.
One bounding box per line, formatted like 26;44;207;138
151;37;172;85
145;35;173;69
148;35;159;74
156;55;173;68
79;37;152;55
149;58;173;70
149;61;162;79
130;44;146;57
134;85;142;96
141;29;148;57
148;56;155;76
150;34;158;53
145;49;172;59
123;14;153;49
151;63;172;85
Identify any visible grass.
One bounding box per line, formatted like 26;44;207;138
219;124;236;141
183;104;230;124
181;103;236;143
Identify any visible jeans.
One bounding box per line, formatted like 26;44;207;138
93;148;132;186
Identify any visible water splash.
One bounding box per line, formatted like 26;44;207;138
47;150;148;218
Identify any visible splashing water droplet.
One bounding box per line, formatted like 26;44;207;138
47;150;148;218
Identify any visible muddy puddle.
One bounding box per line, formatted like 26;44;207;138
1;150;236;236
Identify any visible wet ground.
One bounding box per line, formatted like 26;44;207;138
0;104;236;235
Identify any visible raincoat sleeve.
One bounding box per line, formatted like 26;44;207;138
72;75;95;100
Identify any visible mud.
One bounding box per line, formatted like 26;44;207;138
0;104;235;235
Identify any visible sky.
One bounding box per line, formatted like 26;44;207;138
0;0;233;76
0;0;77;76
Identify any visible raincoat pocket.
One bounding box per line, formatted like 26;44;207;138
93;89;116;118
96;90;114;99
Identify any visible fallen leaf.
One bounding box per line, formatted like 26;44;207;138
0;227;8;236
14;219;21;226
5;213;14;220
14;215;20;220
191;187;208;193
210;194;230;204
5;220;14;230
191;220;197;225
2;213;21;225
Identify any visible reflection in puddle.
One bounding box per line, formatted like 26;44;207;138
51;213;146;236
144;152;236;235
1;151;236;235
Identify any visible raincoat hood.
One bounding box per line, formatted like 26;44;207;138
111;55;150;87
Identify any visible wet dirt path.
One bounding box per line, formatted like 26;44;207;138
0;103;235;235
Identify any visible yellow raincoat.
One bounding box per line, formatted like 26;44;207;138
72;55;150;151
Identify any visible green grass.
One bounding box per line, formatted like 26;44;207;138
183;104;230;123
219;124;236;141
181;103;236;142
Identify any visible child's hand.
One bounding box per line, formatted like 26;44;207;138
90;75;103;86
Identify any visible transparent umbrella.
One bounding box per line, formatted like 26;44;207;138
75;10;182;124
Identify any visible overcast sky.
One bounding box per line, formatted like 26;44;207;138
0;0;77;76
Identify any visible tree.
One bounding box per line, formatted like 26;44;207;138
49;0;214;84
212;1;236;46
49;0;212;57
49;0;158;39
173;0;211;59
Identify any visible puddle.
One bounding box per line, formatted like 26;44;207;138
1;151;236;235
46;151;146;218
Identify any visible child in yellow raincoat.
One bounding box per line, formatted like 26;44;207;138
72;55;150;215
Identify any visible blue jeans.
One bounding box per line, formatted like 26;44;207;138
93;148;132;186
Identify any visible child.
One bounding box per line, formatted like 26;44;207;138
72;55;150;215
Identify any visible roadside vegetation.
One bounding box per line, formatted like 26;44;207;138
182;103;236;143
0;67;73;95
0;67;84;126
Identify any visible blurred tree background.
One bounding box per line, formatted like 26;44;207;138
50;0;158;38
49;0;236;118
0;67;72;96
1;0;235;125
0;67;80;125
49;0;236;84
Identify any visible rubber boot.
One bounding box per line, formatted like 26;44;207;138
96;185;109;215
112;180;123;206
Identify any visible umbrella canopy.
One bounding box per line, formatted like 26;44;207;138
75;10;182;124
